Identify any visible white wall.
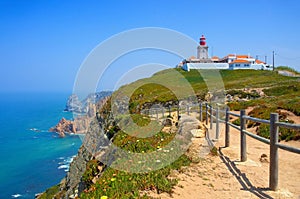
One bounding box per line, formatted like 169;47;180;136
182;63;229;71
229;63;251;70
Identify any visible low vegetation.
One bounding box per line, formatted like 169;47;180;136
118;68;300;141
80;155;191;199
79;112;192;198
78;67;300;198
38;184;62;199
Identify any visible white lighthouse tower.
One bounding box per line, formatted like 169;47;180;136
197;35;209;60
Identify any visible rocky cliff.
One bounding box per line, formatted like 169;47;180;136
62;118;105;198
49;118;76;137
49;96;110;137
65;91;112;113
44;96;114;198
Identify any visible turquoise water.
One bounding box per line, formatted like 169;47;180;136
0;93;82;198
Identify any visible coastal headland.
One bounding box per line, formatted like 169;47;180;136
40;68;300;199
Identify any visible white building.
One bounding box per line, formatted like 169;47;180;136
180;35;272;71
181;35;230;71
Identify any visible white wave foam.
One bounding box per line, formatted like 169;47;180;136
58;165;69;169
57;155;76;172
12;194;22;198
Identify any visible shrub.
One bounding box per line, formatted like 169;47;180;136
227;90;260;99
232;118;240;126
80;155;191;199
39;185;60;199
82;160;100;186
210;146;218;156
263;84;300;97
257;122;300;141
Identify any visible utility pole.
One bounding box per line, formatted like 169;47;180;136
272;51;275;71
265;55;267;64
256;55;259;60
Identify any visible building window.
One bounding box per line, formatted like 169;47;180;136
236;64;240;67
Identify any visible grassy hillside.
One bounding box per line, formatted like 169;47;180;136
116;68;300;142
115;68;297;110
49;68;299;199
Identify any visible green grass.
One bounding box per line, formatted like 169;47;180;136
232;118;240;126
38;184;61;199
78;112;192;198
263;84;300;97
115;68;300;142
80;155;191;199
116;68;297;110
257;122;300;141
81;68;300;198
128;83;178;113
112;130;176;153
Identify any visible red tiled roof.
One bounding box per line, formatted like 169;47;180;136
230;59;250;64
255;60;265;64
211;56;219;60
236;55;250;59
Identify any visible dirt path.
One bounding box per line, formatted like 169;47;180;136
148;114;300;199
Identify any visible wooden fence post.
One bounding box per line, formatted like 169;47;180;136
199;102;203;121
240;109;247;162
205;103;208;125
269;113;279;191
216;106;219;139
168;106;171;117
177;105;180;120
210;105;213;130
162;107;164;118
225;107;230;147
187;105;190;115
156;109;158;121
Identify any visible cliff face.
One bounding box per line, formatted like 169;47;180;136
64;145;92;198
56;99;113;198
49;96;111;137
58;117;106;198
65;91;112;113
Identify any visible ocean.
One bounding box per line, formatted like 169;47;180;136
0;92;82;199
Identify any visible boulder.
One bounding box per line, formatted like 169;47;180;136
191;129;205;138
163;118;173;127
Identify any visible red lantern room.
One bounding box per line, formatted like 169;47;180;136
200;35;206;46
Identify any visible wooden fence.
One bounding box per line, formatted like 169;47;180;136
141;102;300;191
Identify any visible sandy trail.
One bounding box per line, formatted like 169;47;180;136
148;113;300;199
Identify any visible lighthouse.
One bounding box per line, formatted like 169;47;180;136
197;35;209;60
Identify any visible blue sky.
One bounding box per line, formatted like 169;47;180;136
0;0;300;93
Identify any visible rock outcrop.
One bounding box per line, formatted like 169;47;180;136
50;94;111;137
49;118;76;137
